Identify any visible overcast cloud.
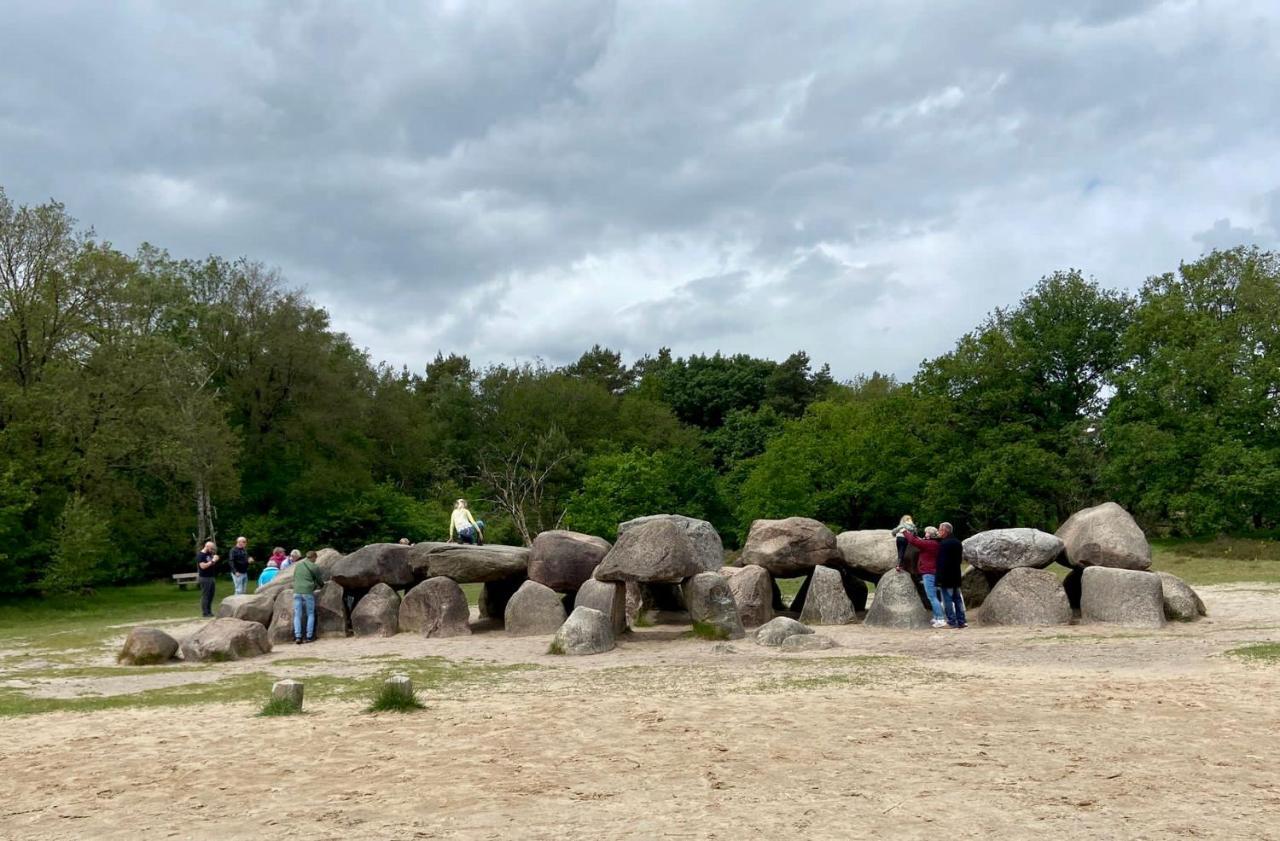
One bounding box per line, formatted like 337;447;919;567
2;0;1278;379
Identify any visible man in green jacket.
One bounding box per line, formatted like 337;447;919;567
291;551;324;644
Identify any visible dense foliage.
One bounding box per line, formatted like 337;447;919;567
1;188;1276;593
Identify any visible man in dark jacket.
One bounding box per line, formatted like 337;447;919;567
936;522;966;628
229;536;251;595
196;541;219;617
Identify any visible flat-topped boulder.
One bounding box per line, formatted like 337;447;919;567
416;544;530;583
1056;502;1152;570
330;543;416;589
216;593;276;627
963;528;1064;572
404;541;454;580
741;517;840;578
836;529;898;577
864;569;931;629
180;618;271;662
118;627;179;665
1081;566;1165;627
594;518;703;583
719;565;773;627
400;577;472;637
528;530;611;592
617;514;723;572
980;568;1071;626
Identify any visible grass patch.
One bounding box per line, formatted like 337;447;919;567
547;639;565;655
689;620;732;641
258;696;304;717
460;582;483;607
631;610;653;628
1226;642;1280;663
1151;538;1280;585
366;679;425;713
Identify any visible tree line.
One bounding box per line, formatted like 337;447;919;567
1;186;1276;594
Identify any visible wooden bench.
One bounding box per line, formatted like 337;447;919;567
171;572;200;590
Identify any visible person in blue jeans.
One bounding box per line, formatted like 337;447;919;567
290;551;323;644
935;522;967;628
901;526;947;628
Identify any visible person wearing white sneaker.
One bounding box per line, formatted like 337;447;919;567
901;526;947;627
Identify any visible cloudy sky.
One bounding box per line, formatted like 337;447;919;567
2;1;1277;380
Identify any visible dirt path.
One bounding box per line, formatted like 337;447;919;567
2;584;1278;840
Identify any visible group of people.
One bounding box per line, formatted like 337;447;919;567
891;515;967;629
193;538;325;644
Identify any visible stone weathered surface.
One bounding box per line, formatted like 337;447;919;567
864;569;932;629
742;517;840;578
1081;566;1165;627
330;543;416;589
350;583;401;637
255;563;297;597
780;633;837;652
400;577;472;637
272;679;304;710
418;544;530;584
405;541;451;580
755;616;814;647
315;581;347;638
479;575;526;622
528;530;612;592
217;593;276;627
574;578;627;636
118;627;179;665
267;589;296;644
797;565;854;626
1157;571;1207;622
180;618;271;662
980;568;1071;626
1057;502;1152;570
624;580;643;627
960;567;997;609
683;572;745;640
616;514;723;572
836;530;898;577
504;580;567;636
551;606;616;655
594;519;703;583
719;565;774;627
963;528;1064;572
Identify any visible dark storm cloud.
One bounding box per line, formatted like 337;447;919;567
1;0;1277;378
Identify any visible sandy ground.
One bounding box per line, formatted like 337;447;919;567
2;584;1279;840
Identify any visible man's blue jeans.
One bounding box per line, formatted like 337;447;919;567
921;573;945;621
940;587;966;626
292;593;316;641
231;571;248;595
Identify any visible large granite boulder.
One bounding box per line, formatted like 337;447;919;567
404;541;450;580
479;575;526;622
400;577;472;637
118;627;179;665
755;616;813;647
594;518;703;583
1080;566;1165;627
864;569;931;629
255;563;297;597
836;530;898;578
267;589;296;644
504;580;567;636
528;530;612;592
217;592;276;627
797;565;854;626
1157;571;1206;622
719;565;773;627
350;583;401;637
682;572;745;640
315;581;347;638
180;618;271;662
330;543;416;589
616;514;723;573
741;517;840;578
573;578;627;636
551;606;616;655
1056;502;1152;570
964;528;1064;572
418;544;530;583
980;568;1071;626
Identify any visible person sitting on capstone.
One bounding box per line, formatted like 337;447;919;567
935;522;966;629
892;514;918;573
448;499;485;545
901;526;948;628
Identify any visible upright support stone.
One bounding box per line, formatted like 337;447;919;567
271;679;304;710
385;674;414;703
